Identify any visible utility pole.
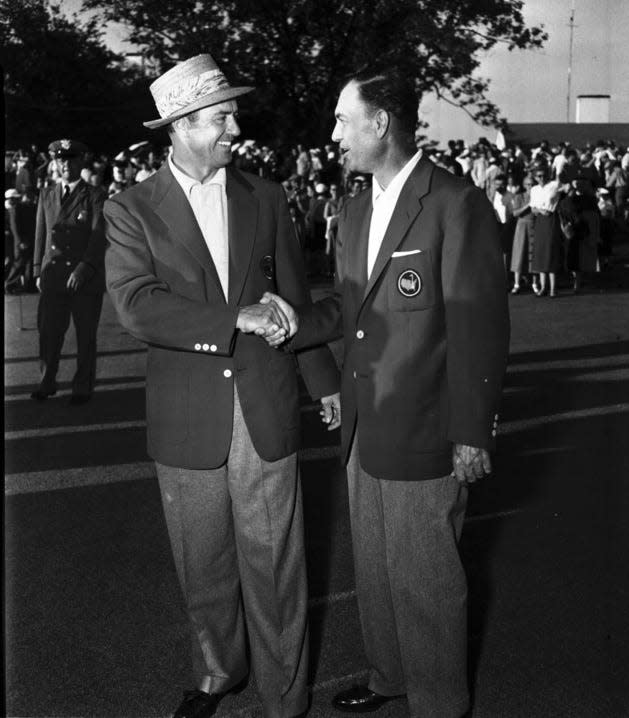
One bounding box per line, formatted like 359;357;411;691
566;0;577;122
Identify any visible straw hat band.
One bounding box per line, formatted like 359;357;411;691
154;68;230;118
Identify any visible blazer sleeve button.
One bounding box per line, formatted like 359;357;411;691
194;343;201;351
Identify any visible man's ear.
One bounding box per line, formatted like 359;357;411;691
374;109;390;139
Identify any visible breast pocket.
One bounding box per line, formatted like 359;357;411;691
387;249;436;311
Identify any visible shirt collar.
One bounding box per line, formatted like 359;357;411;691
372;150;422;207
168;151;226;197
62;178;82;193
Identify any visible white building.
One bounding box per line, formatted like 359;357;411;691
419;0;629;147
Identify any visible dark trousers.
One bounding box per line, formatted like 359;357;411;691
36;290;103;396
347;439;470;718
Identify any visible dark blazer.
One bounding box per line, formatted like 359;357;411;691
292;158;510;481
34;180;106;293
104;164;338;469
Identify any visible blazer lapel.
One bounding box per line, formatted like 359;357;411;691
362;158;433;304
58;180;87;221
226;167;257;305
152;164;224;294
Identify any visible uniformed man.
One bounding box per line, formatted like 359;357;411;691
32;139;106;404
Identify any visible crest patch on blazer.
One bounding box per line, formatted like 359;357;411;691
397;269;422;297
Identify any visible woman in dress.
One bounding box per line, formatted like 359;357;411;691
530;166;562;297
509;173;538;293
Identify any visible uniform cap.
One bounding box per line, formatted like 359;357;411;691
48;139;88;158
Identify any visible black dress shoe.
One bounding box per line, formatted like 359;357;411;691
69;394;91;405
31;389;56;401
173;690;222;718
332;685;404;713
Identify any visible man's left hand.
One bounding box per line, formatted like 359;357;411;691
451;444;491;485
66;262;91;292
320;393;341;430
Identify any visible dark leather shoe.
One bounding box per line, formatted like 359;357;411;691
332;685;404;713
173;690;221;718
31;389;56;401
69;394;91;405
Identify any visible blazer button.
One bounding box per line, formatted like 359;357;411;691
356;330;365;339
210;344;217;352
194;343;201;351
202;343;209;351
223;369;232;378
51;245;56;250
353;370;357;379
492;429;497;437
66;261;71;266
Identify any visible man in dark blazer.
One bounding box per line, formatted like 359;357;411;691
265;68;510;717
32;139;106;404
104;54;339;718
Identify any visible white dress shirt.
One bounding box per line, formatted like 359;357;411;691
168;153;229;299
368;151;422;278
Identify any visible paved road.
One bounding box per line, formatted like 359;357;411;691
5;261;629;717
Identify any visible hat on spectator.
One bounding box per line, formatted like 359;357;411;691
48;139;88;158
144;53;254;130
5;189;21;199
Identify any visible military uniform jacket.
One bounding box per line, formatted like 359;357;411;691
104;164;339;470
34;180;106;294
292;158;511;481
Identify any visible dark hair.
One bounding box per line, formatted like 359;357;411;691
347;67;418;137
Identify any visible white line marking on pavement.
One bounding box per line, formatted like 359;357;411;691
4;462;156;495
465;508;523;523
7;402;628;442
4;381;146;401
6;421;146;440
499;403;629;433
4;448;341;495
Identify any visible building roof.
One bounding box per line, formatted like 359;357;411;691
504;123;629;148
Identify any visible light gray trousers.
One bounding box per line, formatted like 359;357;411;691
156;389;308;718
347;439;470;718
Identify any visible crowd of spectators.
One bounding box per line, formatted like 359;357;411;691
5;135;629;295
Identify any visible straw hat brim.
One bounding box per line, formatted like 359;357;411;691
143;86;254;129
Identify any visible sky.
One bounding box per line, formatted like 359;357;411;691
58;0;629;145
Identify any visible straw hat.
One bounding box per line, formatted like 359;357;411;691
144;53;254;130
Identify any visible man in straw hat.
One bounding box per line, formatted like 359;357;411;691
104;53;340;718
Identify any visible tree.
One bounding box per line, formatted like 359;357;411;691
80;0;547;145
0;0;153;152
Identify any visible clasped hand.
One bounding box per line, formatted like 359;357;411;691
236;292;298;346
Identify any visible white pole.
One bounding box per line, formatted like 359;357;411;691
567;0;576;122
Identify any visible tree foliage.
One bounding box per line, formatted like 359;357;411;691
80;0;547;145
1;0;153;152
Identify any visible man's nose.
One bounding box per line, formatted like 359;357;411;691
331;122;341;144
227;115;241;137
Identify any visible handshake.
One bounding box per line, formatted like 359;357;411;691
236;291;341;430
236;292;298;348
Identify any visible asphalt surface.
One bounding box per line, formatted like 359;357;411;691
4;250;629;718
